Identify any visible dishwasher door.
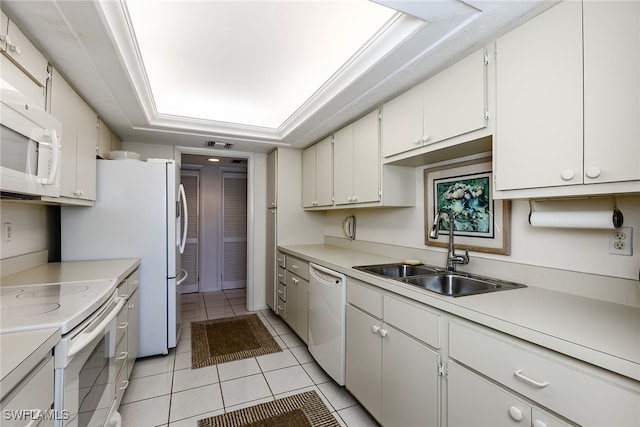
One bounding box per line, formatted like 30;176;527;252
308;263;347;385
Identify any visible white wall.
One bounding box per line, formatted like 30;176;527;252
0;203;49;260
325;166;640;303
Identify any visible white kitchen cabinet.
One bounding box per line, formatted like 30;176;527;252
333;110;381;205
346;279;440;426
266;150;277;208
382;47;488;159
302;136;333;208
114;269;139;410
494;0;640;197
281;255;309;343
49;67;97;204
447;361;571;427
97;119;122;159
1;10;48;88
448;320;640;426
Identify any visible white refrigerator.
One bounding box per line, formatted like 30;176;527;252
61;158;188;357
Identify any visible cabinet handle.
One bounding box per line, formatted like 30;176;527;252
291;264;298;270
117;351;128;360
371;325;380;334
379;328;388;337
585;166;601;179
508;406;524;422
292;278;299;285
119;322;128;329
128;302;135;309
514;369;549;388
560;169;575;181
119;380;130;391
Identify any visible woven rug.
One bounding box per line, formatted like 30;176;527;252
197;390;340;427
191;314;282;368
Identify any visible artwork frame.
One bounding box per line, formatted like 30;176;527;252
424;159;510;255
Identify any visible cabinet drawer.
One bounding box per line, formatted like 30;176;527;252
449;321;640;426
384;295;440;349
1;356;54;427
114;360;128;409
276;282;286;302
276;299;286;318
276;252;286;269
277;267;286;285
116;280;128;299
347;278;383;319
286;256;309;281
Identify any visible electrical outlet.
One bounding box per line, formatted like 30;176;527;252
609;227;632;256
3;222;12;242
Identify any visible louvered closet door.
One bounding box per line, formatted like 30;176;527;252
180;171;199;293
221;172;247;290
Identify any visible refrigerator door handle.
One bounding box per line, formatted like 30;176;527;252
177;268;189;286
178;183;188;254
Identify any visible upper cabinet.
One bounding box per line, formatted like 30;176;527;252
266;150;277;208
333;110;381;206
382;48;489;161
302;136;333;208
494;0;640;198
0;9;48;88
49;68;97;205
97;118;122;159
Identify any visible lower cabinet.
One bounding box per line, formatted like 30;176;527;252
447;361;570;427
283;270;309;344
345;279;440;426
114;270;139;409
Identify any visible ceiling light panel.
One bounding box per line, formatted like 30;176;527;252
124;0;395;129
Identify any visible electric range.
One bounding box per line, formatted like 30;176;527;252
0;279;116;334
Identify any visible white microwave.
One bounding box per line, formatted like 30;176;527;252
1;78;61;198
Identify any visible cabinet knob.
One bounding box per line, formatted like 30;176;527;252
379;328;388;337
413;138;421;145
422;135;431;142
508;406;524;422
371;325;380;334
585;166;601;179
560;169;575;181
533;420;548;427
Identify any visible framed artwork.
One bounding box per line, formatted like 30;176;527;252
424;159;510;255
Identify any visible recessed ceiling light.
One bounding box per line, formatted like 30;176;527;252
208;158;220;162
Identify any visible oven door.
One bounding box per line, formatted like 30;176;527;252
54;295;125;427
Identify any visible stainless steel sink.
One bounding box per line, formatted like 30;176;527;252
402;272;525;297
353;263;440;278
353;263;526;297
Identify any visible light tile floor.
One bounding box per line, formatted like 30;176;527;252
119;289;380;427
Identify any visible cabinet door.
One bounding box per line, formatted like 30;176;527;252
423;48;486;145
353;110;380;204
345;305;382;422
127;288;139;377
333;124;354;205
266;150;277;208
266;209;276;311
97;119;112;159
314;136;333;207
50;68;79;199
296;278;309;344
302;145;316;208
381;323;439;427
495;0;583;191
381;83;424;157
285;273;298;329
448;361;532;427
5;17;48;87
1;10;8;53
583;1;640;184
75;97;97;201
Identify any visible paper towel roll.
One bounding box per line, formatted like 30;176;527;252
528;210;622;229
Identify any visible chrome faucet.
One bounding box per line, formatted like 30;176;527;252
429;208;469;272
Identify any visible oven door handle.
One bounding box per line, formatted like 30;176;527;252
68;297;125;357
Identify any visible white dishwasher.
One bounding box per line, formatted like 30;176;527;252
308;263;347;386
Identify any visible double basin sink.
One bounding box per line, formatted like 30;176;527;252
353;263;526;297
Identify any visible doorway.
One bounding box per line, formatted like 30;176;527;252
180;170;200;293
180;154;248;294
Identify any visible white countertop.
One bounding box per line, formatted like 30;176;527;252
1;259;140;287
279;244;640;382
0;328;60;400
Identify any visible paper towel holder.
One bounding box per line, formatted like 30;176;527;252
528;200;623;229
